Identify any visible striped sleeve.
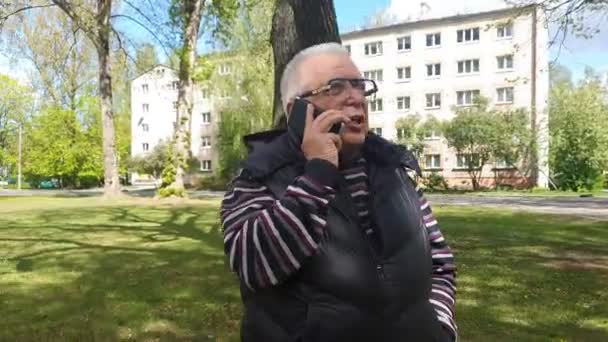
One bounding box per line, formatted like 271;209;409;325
221;159;339;291
417;186;458;341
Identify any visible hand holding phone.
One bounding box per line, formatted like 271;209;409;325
288;98;350;167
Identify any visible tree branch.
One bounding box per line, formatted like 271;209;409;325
0;4;56;23
110;26;138;65
50;0;98;43
110;13;171;58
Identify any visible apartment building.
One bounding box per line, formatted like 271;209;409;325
130;65;218;183
131;6;550;188
342;6;550;188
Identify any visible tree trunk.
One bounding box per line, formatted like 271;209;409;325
170;0;205;192
270;0;341;128
97;0;120;196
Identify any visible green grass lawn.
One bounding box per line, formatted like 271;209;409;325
1;197;607;341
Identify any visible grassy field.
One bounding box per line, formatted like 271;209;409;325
1;197;607;341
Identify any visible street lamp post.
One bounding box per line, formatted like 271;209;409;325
17;123;22;191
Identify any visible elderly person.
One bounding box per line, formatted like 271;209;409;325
220;42;457;342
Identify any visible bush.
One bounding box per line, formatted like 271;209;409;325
77;171;102;189
158;186;185;198
195;176;228;191
422;172;449;192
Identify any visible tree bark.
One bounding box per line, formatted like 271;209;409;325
97;0;120;196
170;0;205;192
270;0;341;128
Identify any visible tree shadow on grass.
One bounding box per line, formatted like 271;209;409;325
436;209;608;341
0;203;242;341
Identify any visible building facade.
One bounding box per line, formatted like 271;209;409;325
131;6;550;188
130;65;217;183
342;6;550;188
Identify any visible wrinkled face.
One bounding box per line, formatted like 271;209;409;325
295;53;369;147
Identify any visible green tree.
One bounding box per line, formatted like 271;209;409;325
549;79;608;191
443;99;496;191
162;0;238;196
129;140;168;183
213;0;273;181
488;108;533;189
394;115;441;159
0;74;32;179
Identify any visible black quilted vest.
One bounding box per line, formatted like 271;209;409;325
237;130;446;342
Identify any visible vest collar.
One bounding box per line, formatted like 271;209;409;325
242;129;421;179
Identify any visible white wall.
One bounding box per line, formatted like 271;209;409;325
343;8;550;187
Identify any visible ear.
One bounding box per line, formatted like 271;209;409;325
285;101;294;121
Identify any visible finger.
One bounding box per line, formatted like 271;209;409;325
304;103;314;132
314;110;350;133
327;133;343;151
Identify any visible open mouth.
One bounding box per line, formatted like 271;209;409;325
349;114;364;125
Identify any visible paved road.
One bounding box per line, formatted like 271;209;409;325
427;194;608;219
2;188;606;219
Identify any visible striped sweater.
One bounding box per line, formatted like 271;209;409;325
220;158;457;340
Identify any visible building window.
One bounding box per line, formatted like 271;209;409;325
396;127;406;140
457;27;480;43
497;87;514;103
396;96;411;111
219;89;231;99
142;103;149;113
173;101;178;111
456;153;481;169
456;90;481;106
424;154;441;169
425;93;441;109
156;68;165;76
142;143;149;152
142;123;149;132
397;36;411;51
396;67;411;82
201;160;212;172
495;158;514;169
370;127;383;136
142;84;149;94
368;98;383;113
201;136;211;148
424;130;441;140
497;23;513;38
219;63;232;75
497;55;514;70
457;59;480;74
364;41;383;56
202;112;212;124
426;63;441;78
201;88;209;99
344;44;351;54
172;81;179;90
426;33;441;47
364;69;383;82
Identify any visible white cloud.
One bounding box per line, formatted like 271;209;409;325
385;0;511;22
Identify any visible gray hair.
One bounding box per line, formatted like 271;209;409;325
280;42;350;113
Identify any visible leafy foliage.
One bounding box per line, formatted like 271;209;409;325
443;97;533;190
129;140;169;181
549;78;608;191
212;0;273;181
0;74;32;179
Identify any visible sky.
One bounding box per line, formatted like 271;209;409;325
1;0;607;83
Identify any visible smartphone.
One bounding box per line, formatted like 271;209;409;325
287;97;342;143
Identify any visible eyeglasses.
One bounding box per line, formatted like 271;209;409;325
299;78;378;98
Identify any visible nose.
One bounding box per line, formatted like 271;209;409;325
344;83;366;108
